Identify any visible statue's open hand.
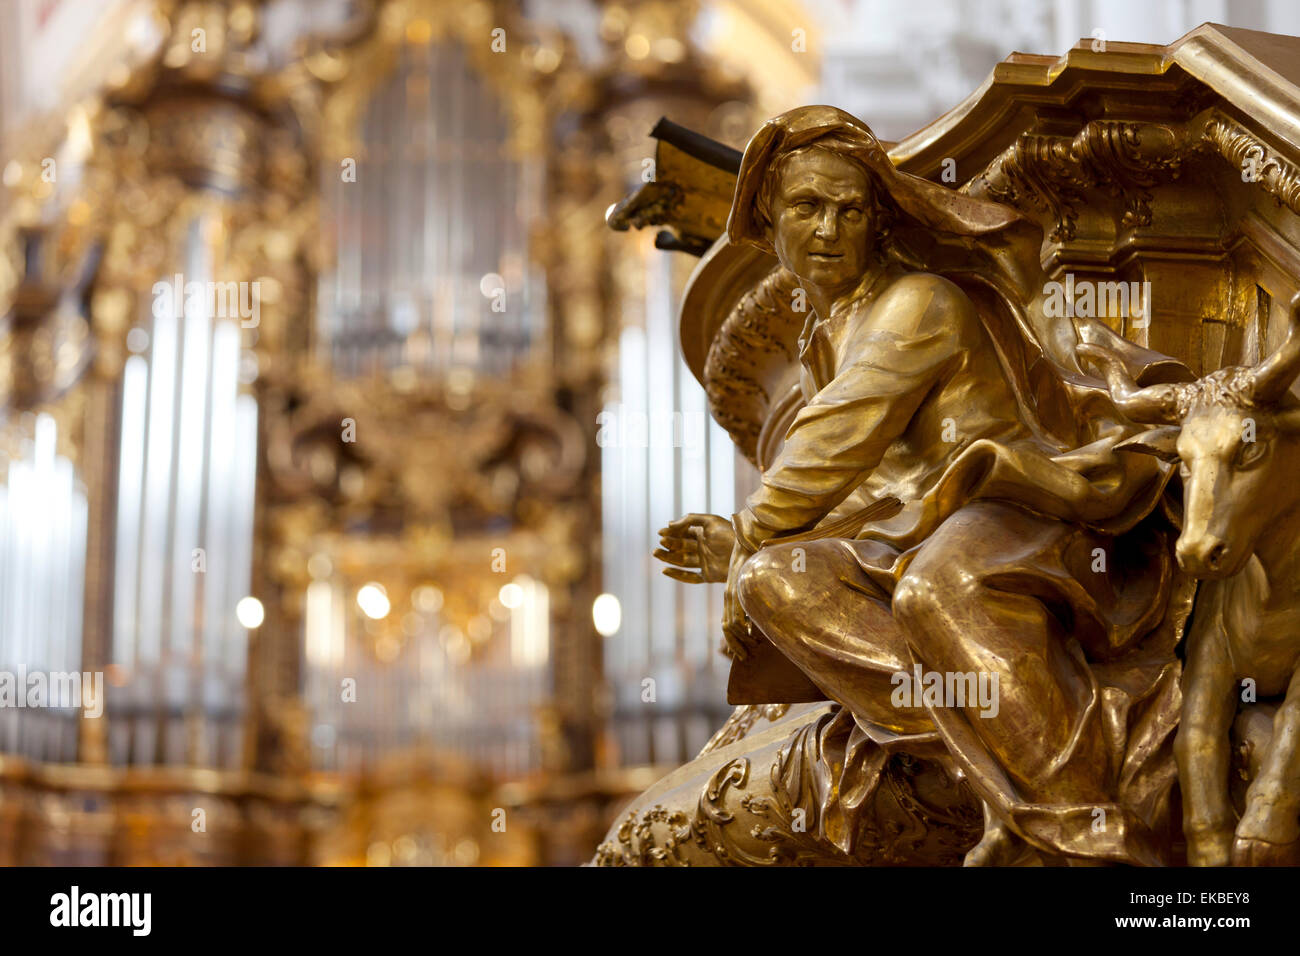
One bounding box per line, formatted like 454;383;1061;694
653;513;735;584
721;540;759;660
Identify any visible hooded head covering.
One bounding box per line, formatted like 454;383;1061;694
726;105;1027;255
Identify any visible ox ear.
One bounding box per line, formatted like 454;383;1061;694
1116;426;1181;462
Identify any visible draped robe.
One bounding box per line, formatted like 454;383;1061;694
729;258;1191;865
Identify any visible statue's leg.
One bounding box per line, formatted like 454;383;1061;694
1233;667;1300;865
736;537;933;735
889;500;1176;865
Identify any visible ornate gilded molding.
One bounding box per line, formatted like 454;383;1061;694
967;109;1300;243
967;105;1300;248
697;703;790;756
0;228;99;410
593;726;982;867
692;755;833;866
1199;113;1300;216
971;120;1185;241
318;0;554;162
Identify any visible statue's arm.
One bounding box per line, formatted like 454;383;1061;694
734;279;968;549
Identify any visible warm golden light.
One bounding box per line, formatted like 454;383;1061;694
412;584;443;613
592;592;622;636
498;582;524;609
235;596;265;629
356;583;391;619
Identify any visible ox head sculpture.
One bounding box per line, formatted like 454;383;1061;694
1078;302;1300;579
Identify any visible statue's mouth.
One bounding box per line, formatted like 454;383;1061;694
808;251;843;260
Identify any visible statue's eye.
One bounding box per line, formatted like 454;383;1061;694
793;200;816;214
842;206;864;222
1234;440;1266;469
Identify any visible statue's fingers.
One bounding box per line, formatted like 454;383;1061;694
661;567;705;584
652;546;699;567
658;533;701;553
656;543;701;564
680;512;718;526
663;513;715;534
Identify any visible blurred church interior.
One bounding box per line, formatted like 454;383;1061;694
1;0;1296;865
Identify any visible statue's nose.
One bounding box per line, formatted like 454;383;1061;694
1176;535;1228;574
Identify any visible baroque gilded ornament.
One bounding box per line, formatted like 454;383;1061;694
597;23;1300;867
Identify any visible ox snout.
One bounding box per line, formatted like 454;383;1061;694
1175;534;1232;578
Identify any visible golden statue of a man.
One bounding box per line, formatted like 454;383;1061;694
604;107;1186;867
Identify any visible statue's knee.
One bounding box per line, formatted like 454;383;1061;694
894;560;978;644
736;547;775;615
736;545;797;622
893;568;940;626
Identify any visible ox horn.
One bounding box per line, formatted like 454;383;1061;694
1076;343;1185;425
1249;297;1300;405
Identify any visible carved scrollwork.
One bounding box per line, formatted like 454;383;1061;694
264;378;587;529
593;752;842;867
1077;121;1184;229
592;804;696;867
970;111;1300;243
593;715;983;867
972;121;1184;241
694;755;838;866
1200;115;1300;216
696;703;791;756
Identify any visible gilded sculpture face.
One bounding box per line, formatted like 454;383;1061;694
769;149;874;294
